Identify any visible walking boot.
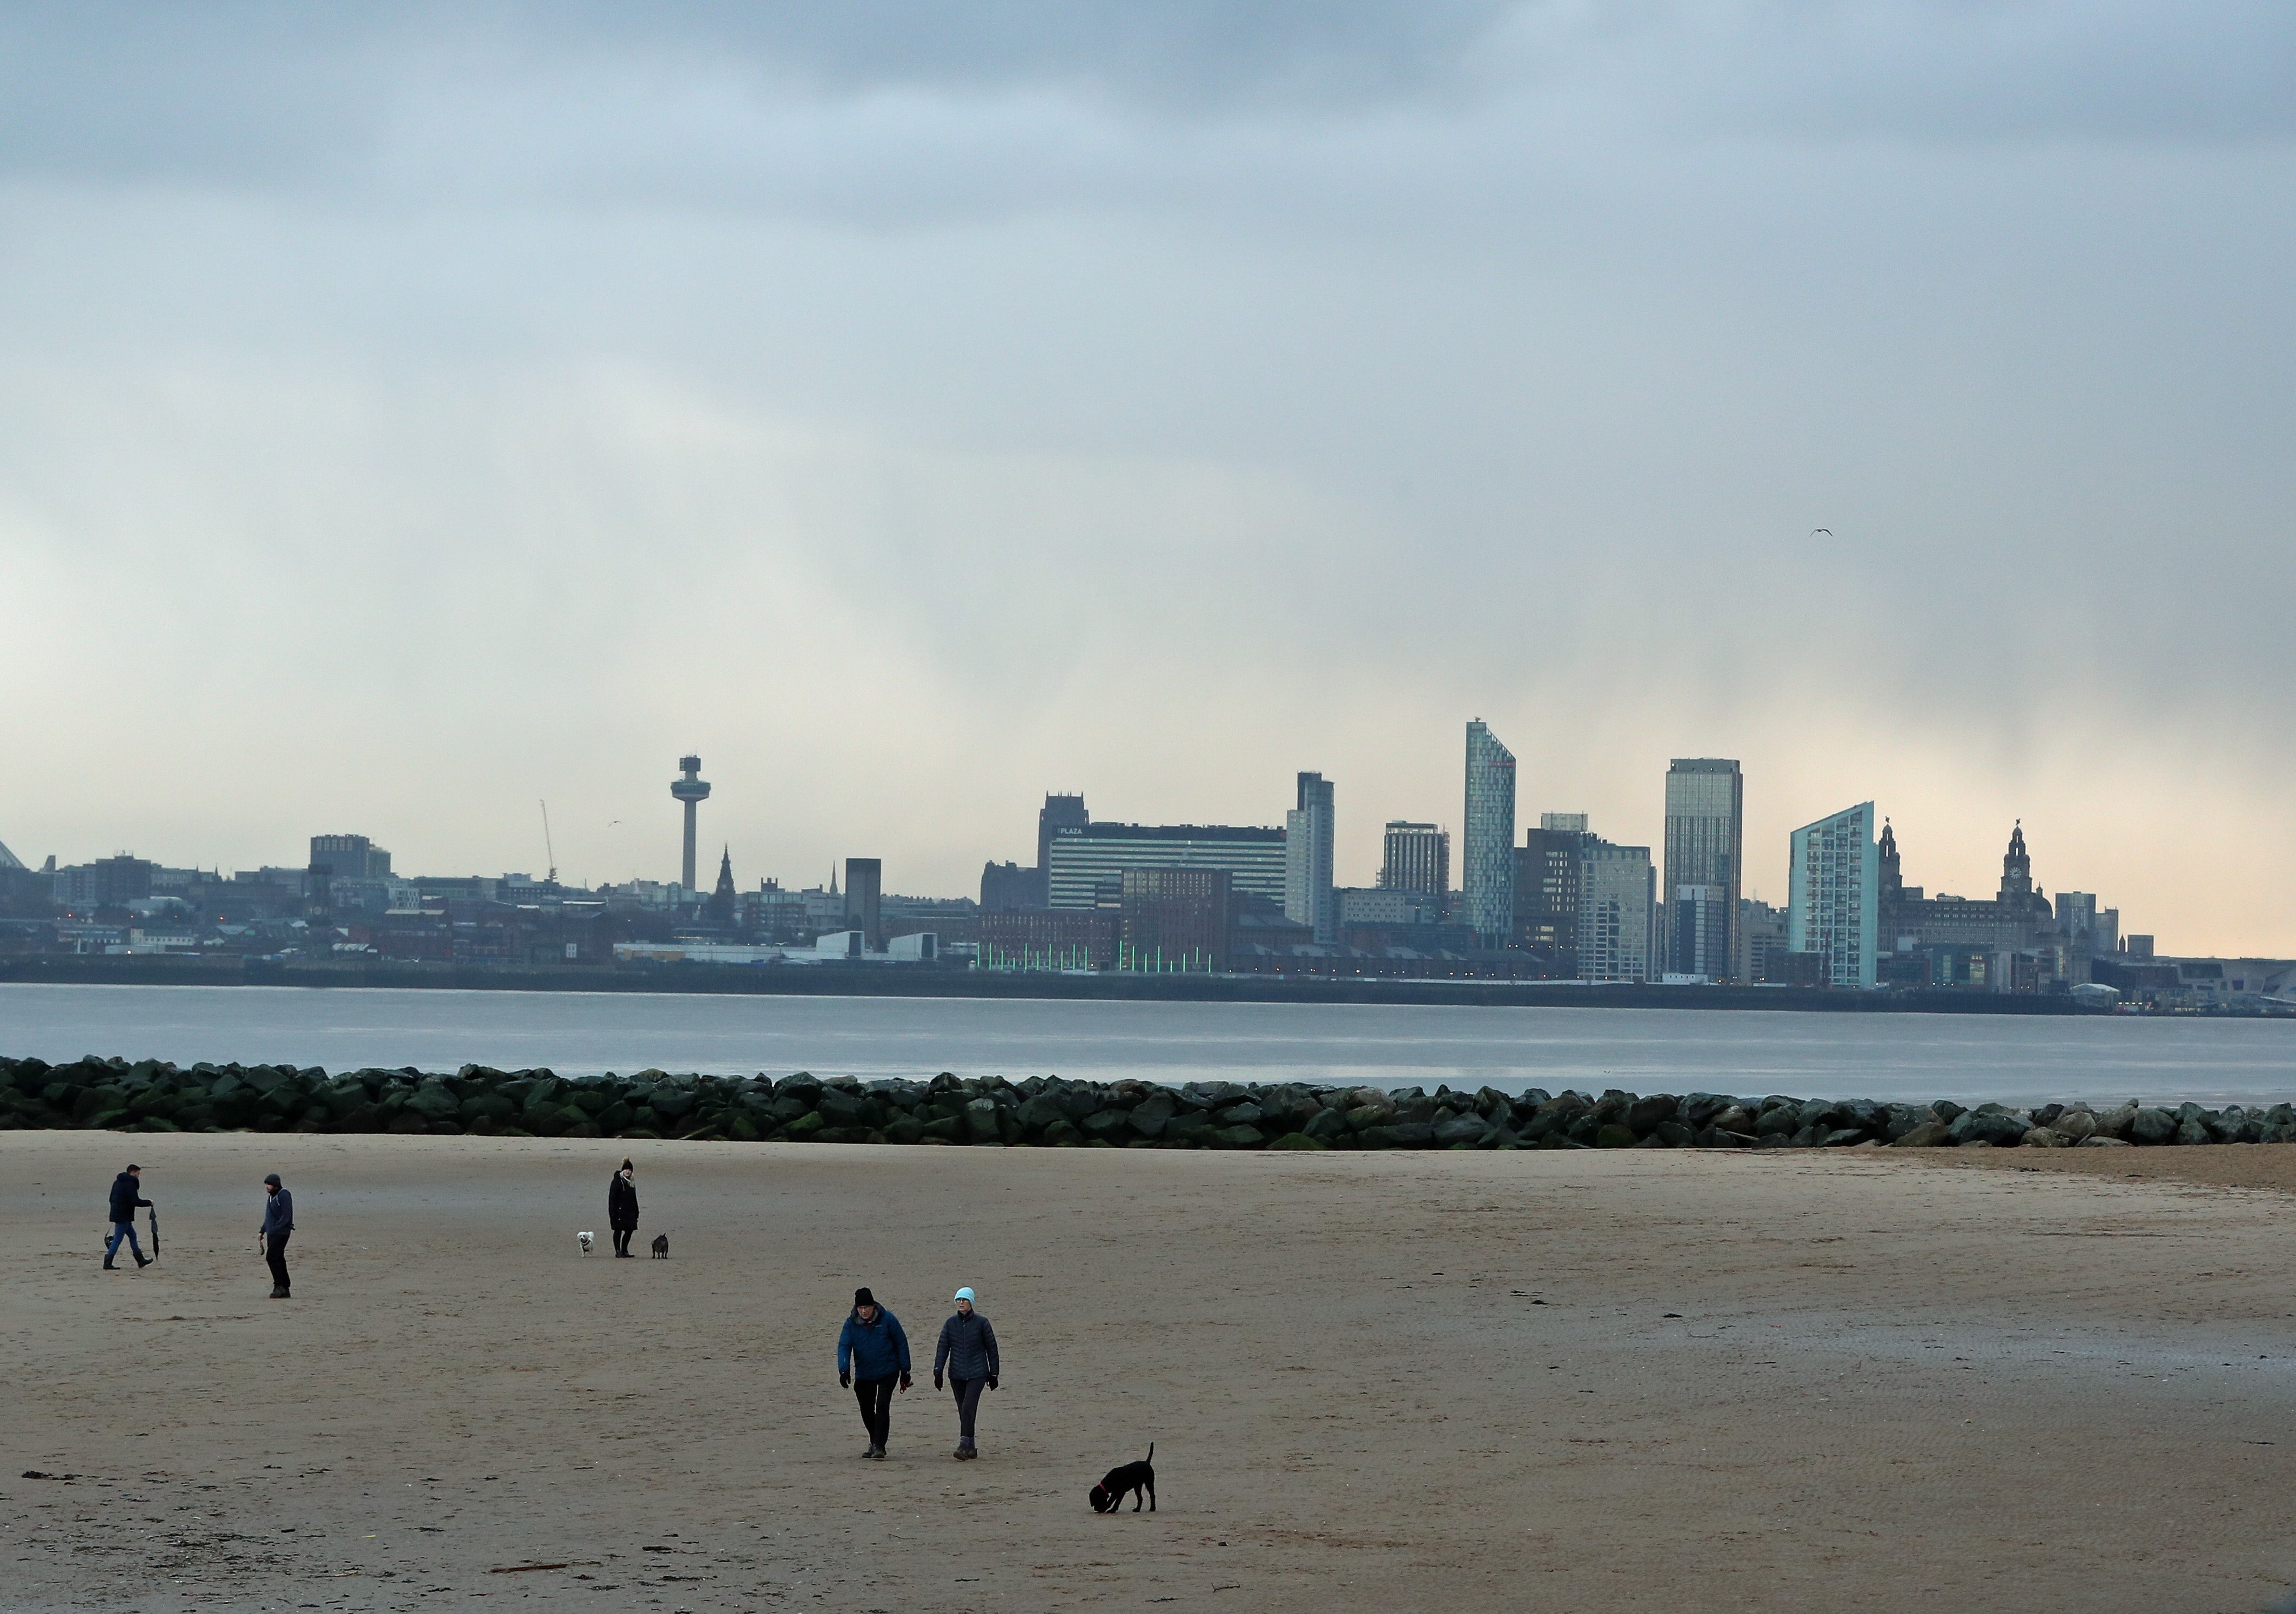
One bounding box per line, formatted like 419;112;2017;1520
135;1254;152;1268
102;1259;116;1270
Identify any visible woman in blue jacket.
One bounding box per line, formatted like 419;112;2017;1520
836;1287;911;1460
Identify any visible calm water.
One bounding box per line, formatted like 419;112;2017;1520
2;983;2293;1106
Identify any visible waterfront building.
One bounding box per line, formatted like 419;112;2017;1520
1046;822;1286;910
1119;867;1232;971
1461;719;1516;947
843;857;883;949
1285;772;1337;944
1788;803;1879;988
1579;840;1656;983
708;848;736;930
978;907;1120;970
1663;759;1743;979
1377;822;1448;912
1515;819;1586;969
1877;821;2057;956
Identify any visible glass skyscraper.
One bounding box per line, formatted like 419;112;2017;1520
1461;719;1516;947
1788;802;1878;988
1663;758;1744;978
1285;771;1337;944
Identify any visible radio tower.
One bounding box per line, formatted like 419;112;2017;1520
671;754;711;890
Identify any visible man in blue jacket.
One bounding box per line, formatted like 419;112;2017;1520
258;1172;295;1299
104;1164;153;1270
835;1287;910;1460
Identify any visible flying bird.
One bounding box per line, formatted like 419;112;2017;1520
1811;528;1832;536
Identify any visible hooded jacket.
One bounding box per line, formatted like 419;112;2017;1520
607;1172;639;1229
261;1187;294;1236
108;1173;150;1225
934;1309;1000;1382
836;1307;911;1380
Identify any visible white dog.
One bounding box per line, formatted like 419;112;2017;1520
578;1231;595;1255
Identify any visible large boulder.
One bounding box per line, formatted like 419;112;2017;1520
2173;1119;2215;1147
2021;1127;2072;1148
1626;1094;1679;1134
2051;1108;2098;1142
1893;1121;1954;1148
2128;1108;2178;1145
1431;1113;1489;1147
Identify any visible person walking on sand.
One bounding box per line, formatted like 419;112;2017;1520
103;1164;153;1270
607;1159;640;1257
836;1287;911;1460
258;1172;295;1299
933;1286;1000;1461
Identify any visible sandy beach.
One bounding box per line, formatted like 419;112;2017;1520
6;1134;2296;1613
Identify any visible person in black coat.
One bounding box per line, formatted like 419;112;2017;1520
104;1164;152;1270
607;1159;639;1257
932;1286;1001;1460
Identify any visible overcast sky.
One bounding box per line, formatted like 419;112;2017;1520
2;3;2291;951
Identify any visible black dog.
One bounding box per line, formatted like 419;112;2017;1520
649;1234;669;1259
1088;1444;1154;1513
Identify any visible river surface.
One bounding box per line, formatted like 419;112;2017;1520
3;983;2293;1105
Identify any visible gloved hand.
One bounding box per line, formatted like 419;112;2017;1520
840;1371;850;1389
899;1373;912;1393
933;1373;943;1391
988;1375;999;1391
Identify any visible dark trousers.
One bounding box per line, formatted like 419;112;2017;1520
853;1376;895;1448
105;1222;145;1264
265;1230;291;1294
612;1226;634;1256
950;1377;984;1443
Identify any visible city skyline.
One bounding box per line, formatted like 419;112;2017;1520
4;8;2292;954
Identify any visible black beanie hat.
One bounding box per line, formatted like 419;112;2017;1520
854;1287;876;1309
264;1173;282;1186
621;1158;634;1172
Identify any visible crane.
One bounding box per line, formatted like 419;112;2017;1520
540;800;558;885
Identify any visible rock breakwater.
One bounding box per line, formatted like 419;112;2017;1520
2;1055;2288;1151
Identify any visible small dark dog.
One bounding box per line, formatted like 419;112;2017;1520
1088;1443;1154;1513
649;1234;669;1259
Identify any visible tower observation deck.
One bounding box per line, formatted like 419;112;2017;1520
671;754;711;890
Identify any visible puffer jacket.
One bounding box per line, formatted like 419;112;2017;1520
934;1310;999;1381
837;1308;911;1380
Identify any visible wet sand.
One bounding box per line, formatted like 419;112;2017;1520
5;1133;2296;1613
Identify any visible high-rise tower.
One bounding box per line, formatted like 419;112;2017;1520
1462;719;1517;946
1663;758;1743;979
1285;771;1337;944
671;754;711;890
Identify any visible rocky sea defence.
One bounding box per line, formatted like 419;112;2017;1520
2;1055;2290;1150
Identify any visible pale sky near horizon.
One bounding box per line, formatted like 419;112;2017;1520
2;3;2292;952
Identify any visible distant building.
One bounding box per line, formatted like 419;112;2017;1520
1740;896;1790;984
670;755;711;892
2053;891;2120;959
309;834;392;881
979;860;1039;912
978;909;1120;970
1461;719;1516;946
844;857;883;949
53;855;154;910
1663;760;1743;979
1284;772;1337;944
1046;823;1286;910
1516;817;1590;968
1877;820;2056;956
1789;803;1879;988
1670;884;1730;981
707;848;737;930
1377;822;1448;913
1119;867;1232;971
1038;793;1089;873
1339;887;1442;926
1579;839;1656;983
